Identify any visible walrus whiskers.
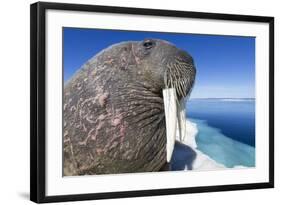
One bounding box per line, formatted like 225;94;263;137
163;58;196;148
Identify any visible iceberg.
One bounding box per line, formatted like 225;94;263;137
170;119;255;171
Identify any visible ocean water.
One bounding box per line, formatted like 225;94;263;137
186;99;255;167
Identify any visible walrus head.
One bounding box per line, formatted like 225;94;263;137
64;38;196;175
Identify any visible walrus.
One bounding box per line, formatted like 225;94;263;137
63;38;196;175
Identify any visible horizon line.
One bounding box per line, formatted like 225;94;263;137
189;97;255;100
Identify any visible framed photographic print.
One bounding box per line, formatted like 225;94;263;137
30;1;274;203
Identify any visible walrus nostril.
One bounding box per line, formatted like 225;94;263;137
176;51;194;64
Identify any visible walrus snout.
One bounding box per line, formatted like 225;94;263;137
133;39;196;99
164;49;196;99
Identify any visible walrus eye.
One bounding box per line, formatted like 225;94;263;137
143;40;154;49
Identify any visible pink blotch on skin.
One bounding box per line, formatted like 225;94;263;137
96;148;103;155
96;121;103;130
91;121;104;140
112;118;121;126
111;112;123;126
120;124;126;137
91;134;97;141
120;123;127;143
98;92;109;107
98;114;106;121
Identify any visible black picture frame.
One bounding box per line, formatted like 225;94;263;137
30;1;274;203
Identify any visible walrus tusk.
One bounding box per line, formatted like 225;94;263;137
177;99;186;142
163;88;177;163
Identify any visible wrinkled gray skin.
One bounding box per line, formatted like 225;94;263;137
64;39;196;175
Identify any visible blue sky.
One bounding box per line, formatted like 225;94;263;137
64;27;255;99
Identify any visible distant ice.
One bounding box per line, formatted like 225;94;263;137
219;98;255;102
190;98;255;102
171;119;255;171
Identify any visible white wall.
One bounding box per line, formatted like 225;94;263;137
0;0;279;204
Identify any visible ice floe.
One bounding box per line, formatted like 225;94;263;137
171;119;255;171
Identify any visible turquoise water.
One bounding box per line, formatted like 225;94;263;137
187;99;255;168
191;119;255;167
